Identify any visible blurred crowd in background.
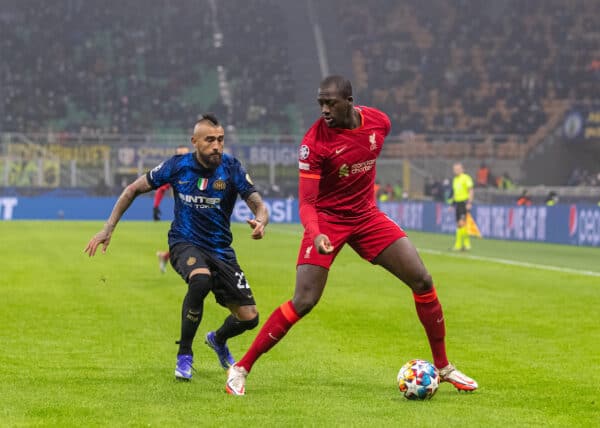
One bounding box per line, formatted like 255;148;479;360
0;0;598;195
2;0;598;137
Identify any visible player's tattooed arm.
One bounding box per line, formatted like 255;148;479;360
106;175;153;228
245;192;269;226
245;191;269;239
85;175;153;256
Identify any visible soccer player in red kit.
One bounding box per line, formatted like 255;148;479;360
226;75;478;395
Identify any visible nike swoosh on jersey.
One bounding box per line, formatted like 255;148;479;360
335;147;346;154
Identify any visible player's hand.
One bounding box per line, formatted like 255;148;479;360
315;234;334;254
153;207;161;221
84;226;114;257
246;218;266;240
466;201;472;212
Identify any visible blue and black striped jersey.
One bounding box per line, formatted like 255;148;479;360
146;152;257;261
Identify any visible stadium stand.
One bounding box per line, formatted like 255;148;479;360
332;0;599;157
0;0;598;193
0;0;298;135
216;0;299;135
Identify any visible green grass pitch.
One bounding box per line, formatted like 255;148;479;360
1;221;599;427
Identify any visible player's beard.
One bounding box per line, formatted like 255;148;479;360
199;152;223;169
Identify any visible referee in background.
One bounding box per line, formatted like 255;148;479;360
450;163;474;251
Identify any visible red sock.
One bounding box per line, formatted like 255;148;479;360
413;287;449;369
237;300;301;373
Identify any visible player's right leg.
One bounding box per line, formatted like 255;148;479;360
175;270;212;380
227;221;349;395
226;264;329;395
170;243;213;381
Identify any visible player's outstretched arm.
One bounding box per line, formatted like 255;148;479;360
85;175;153;256
244;191;269;240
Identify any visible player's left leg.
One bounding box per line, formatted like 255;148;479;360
206;259;258;369
351;212;477;391
206;305;259;369
372;237;478;391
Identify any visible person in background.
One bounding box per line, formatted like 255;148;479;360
154;145;192;272
545;191;559;206
153;145;191;221
450;163;474;251
501;172;514;190
517;190;532;206
476;162;489;188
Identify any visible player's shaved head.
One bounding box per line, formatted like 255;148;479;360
319;75;353;99
191;113;224;169
193;112;220;134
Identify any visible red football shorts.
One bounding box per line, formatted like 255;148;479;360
297;210;407;269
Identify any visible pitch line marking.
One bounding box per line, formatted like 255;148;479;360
419;248;600;278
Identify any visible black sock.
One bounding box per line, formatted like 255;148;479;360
214;314;259;345
178;274;212;356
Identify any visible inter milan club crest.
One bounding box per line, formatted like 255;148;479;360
213;179;227;190
197;177;208;191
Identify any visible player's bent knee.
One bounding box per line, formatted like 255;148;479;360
410;273;434;294
234;305;258;320
239;314;259;330
292;297;319;317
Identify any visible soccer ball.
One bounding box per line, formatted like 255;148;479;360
397;359;439;400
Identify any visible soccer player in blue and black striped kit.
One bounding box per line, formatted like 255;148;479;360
85;114;269;381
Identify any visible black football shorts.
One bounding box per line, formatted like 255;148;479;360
455;201;468;222
169;242;255;307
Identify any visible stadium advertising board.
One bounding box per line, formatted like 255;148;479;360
117;146;179;174
2;198;599;247
234;145;297;166
563;105;600;143
0;196;300;224
380;201;600;247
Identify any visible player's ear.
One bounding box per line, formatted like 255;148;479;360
347;96;354;104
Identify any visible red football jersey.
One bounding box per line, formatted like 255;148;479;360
298;106;391;220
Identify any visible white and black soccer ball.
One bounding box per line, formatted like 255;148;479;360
397;359;439;400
